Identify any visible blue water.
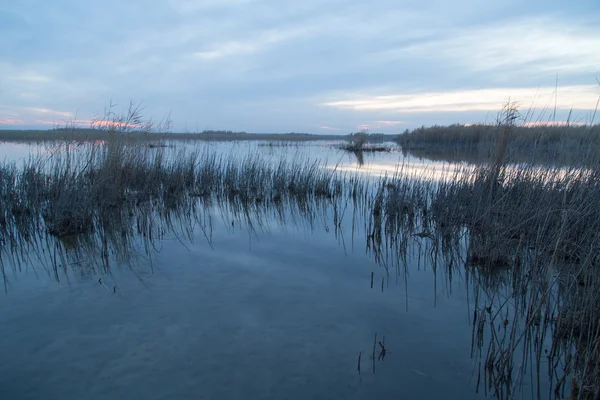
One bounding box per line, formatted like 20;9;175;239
0;140;545;399
0;200;493;400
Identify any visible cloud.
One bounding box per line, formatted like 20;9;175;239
322;85;599;113
316;125;341;131
354;120;405;131
190;27;311;61
0;106;80;128
375;121;405;126
169;0;255;14
377;16;600;78
192;42;257;61
11;71;53;83
25;107;73;118
0;118;25;125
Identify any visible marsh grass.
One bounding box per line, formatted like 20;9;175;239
0;140;354;276
367;105;600;398
432;163;600;399
398;123;600;151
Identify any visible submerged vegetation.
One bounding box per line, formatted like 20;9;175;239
1;105;599;399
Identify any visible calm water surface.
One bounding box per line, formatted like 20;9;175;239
0;140;545;399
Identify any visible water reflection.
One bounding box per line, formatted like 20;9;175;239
0;142;37;163
403;143;598;168
1;139;469;179
0;189;486;399
0;139;594;400
0;186;547;399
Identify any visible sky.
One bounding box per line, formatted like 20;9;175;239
1;0;599;133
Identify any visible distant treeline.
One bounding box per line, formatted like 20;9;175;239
0;128;314;142
397;124;600;148
0;128;173;142
0;128;398;143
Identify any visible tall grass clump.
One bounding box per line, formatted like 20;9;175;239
339;132;393;166
342;131;369;152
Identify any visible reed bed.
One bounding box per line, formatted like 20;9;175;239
0;139;360;268
397;116;600;167
419;163;600;399
361;133;600;398
398;123;600;149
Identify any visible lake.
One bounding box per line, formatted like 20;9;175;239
0;139;563;400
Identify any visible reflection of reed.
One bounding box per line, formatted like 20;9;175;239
403;143;597;167
352;150;364;166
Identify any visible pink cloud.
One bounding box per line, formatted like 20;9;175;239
375;120;405;126
0;118;25;125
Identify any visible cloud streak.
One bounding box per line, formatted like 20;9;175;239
0;118;25;125
322;85;599;113
25;108;73;118
316;126;342;131
378;17;600;78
